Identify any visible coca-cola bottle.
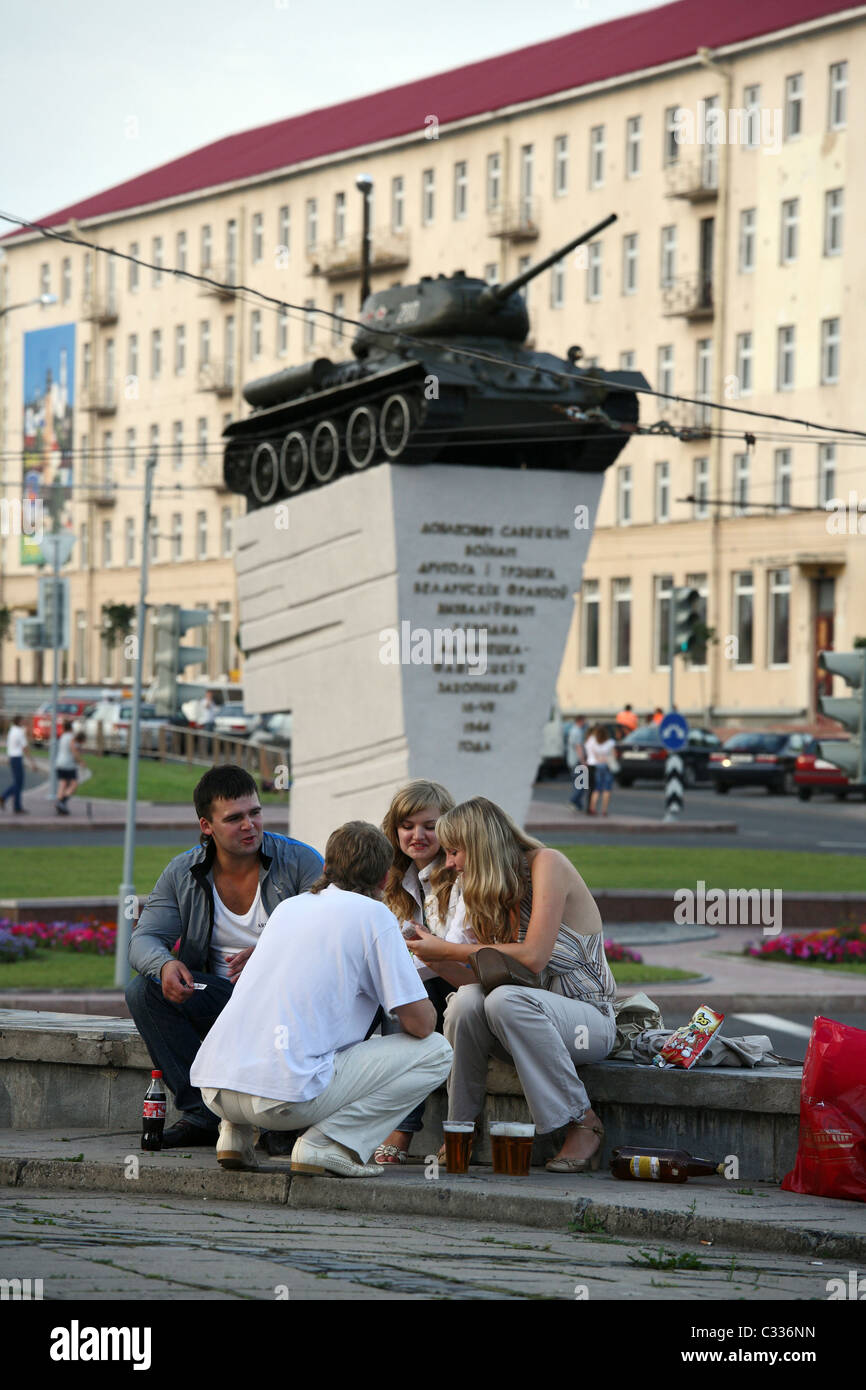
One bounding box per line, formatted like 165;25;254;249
141;1070;166;1151
610;1146;725;1183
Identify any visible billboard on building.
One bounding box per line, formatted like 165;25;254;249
21;323;76;564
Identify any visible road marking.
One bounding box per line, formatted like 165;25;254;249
732;1013;814;1039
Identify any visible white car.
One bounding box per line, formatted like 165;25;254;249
75;700;168;752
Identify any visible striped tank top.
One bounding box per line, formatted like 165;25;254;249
516;881;616;1018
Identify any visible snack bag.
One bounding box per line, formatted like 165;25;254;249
653;1005;725;1069
781;1016;866;1203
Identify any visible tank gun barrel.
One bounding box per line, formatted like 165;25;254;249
480;213;618;307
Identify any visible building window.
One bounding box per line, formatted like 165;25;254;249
82;342;92;391
619;351;636;371
785;73;803;140
149;423;159;463
617;465;632;525
655;461;670;523
278;205;290;257
660;225;676;287
226;219;238;277
663;106;679;165
277;306;289;356
828;61;847;129
580;579;600;670
83;252;93;302
331;293;344;346
733;452;750;515
821;317;840;384
738;209;756;272
124;517;135;566
484;263;498;285
655;575;673;668
733;571;754;666
780;198;799;263
127;333;138;381
196;510;208;561
391;177;404;232
657;344;674;399
625;115;642;177
693;457;709;519
197;417;207;462
125;427;136;476
128;245;139;292
80;520;89;567
174;324;186;375
176;230;187;273
554;134;568;195
102;431;114;487
777;326;795;390
519;144;533;223
622;233;638;294
251;212;263;263
224;316;235;385
824;188;843;255
172;421;183;472
453;161;468;219
700;96;720;188
586;242;602;301
61;257;72;303
421;169;435;225
199;319;210;367
550;260;565;309
75;610;88;682
201;224;212;271
696;338;712;428
735;332;753;395
486;152;501;211
250;309;262;360
303;299;315;350
589;125;605;187
818;443;836;505
774;448;792;509
152;237;163;287
743;84;761;147
170;513;183;562
769;569;791;666
102;519;113;568
333;192;346;246
150;329;161;379
516;255;532;306
221;506;232;557
612;578;632;670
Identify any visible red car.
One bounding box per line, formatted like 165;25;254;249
795;744;859;801
30;699;91;745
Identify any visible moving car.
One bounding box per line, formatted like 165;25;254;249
709;731;816;795
795;741;859;800
616;724;722;787
30;699;91;745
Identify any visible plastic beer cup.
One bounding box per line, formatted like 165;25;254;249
489;1122;509;1175
502;1122;535;1176
443;1121;474;1174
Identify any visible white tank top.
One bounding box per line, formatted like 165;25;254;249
208;881;269;979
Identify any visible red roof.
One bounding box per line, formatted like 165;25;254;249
4;0;856;241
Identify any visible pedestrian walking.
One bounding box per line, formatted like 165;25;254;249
586;723;617;818
55;722;86;815
0;715;38;814
566;715;588;811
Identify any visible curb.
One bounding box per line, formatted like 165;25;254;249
528;820;738;835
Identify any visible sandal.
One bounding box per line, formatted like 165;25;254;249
545;1121;604;1173
374;1143;409;1165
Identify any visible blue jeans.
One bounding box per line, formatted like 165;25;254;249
1;756;25;811
125;970;234;1130
381;974;453;1134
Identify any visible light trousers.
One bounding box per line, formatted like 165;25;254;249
202;1030;452;1163
443;983;616;1134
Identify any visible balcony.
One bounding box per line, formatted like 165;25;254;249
91;479;118;506
488;201;540;241
665;159;719;202
197;359;235;396
307;229;411;280
80;379;118;414
82;293;119;325
199;263;238;299
662;274;714;321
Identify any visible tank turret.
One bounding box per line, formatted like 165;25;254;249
223;214;648;508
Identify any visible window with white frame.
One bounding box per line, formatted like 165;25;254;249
655;574;673;668
700;96;720;188
589;125;605;187
200;225;212;271
104;338;115;398
581;579;600;670
622;233;638;294
422;169;435;225
733;571;754;665
149;423;159;463
824;188;843;255
196;511;208;561
696;338;712;428
693;457;710;519
626;116;642;177
331;292;344;346
197;417;207;462
617;465;632;525
83;252;92;301
828;61;847;129
38;262;50;297
517;255;532;306
278;205;290;257
453;161;468;219
769;568;791;666
226;219;237;277
821;317;840;384
152;236;163;287
128;245;139;292
733;452;750;514
60;256;71;303
127;333;138;381
251;213;263;262
176;230;187;273
657;344;674;398
303;299;315;350
660;225;676;287
82;342;91;390
217;601;231;675
780;198;799;263
519;144;533;223
777;326;795;390
735;332;753;395
484;263;499;284
655;460;670;523
124;517;135;567
586;242;602;301
554;135;568;195
171;513;182;562
612;578;632;669
174;324;186;375
75;610;88;681
818;443;836;505
743;84;761;147
305;199;317;251
785;73;803;139
224;316;235;385
486;152;501;211
550;260;565;309
663;106;679;165
199;319;210;367
619;351;636;370
221;506;232;557
150;329;161;379
173;420;183;472
333;192;346;245
391;177;404;232
774;448;792;509
739;208;756;271
125;427;136;476
102;519;113;568
250;309;262;360
277;306;288;356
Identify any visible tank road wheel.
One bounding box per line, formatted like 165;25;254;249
223;442;251;495
309;420;341;484
380;393;412;459
346;406;378;470
250;442;280;505
280;430;309;494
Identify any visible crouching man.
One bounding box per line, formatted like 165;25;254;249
190;821;453;1178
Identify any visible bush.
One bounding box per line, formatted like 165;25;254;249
745;925;866;965
0;918;117;957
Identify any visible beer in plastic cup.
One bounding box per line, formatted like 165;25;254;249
494;1122;535;1176
489;1122;509;1175
443;1121;474;1174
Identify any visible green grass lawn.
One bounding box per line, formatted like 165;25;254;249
562;846;866;894
34;754;288;805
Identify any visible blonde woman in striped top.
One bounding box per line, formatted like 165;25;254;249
408;797;616;1173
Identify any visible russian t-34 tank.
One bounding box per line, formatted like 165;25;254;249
223;213;648;509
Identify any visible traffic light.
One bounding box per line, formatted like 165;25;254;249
673;586;702;659
152;604;210;716
817;649;866;784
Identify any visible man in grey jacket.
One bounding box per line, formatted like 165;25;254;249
126;764;323;1148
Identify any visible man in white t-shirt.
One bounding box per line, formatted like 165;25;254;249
191;821;453;1178
1;716;38;814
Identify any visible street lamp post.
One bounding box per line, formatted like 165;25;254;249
355;175;373;308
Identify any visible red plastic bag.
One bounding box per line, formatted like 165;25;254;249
782;1015;866;1202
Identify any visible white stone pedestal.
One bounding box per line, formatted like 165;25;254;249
235;462;603;853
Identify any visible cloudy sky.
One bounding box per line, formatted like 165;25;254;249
0;0;659;225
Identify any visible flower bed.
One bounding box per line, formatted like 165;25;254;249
0;918;117;957
604;939;643;964
745;925;866;965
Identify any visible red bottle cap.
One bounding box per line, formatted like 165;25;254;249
151;1070;162;1078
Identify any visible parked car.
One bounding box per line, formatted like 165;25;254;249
616;724;722;787
795;741;857;800
31;699;91;745
74;700;167;752
248;712;293;752
709;731;816;795
212;704;260;739
536;704;567;781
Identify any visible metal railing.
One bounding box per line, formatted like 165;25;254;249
661;274;714;319
80;378;118;413
665;159;719;200
488;201;540;241
307;228;411;279
197;359;235;395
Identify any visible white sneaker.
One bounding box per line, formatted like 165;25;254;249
216;1119;258;1170
291;1127;383;1179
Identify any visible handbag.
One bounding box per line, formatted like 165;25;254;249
469;946;544;996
